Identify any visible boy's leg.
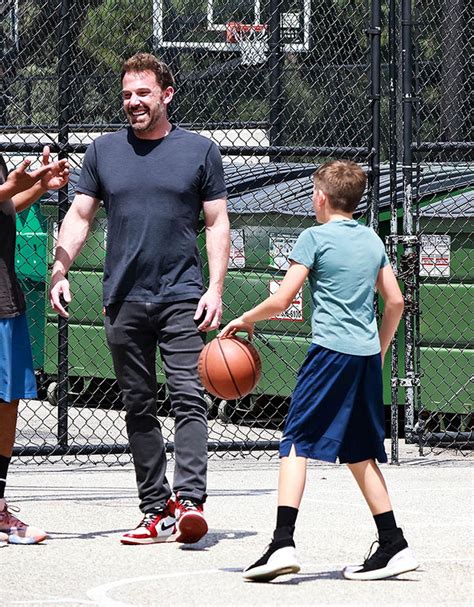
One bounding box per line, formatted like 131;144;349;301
0;399;19;459
0;400;47;544
347;458;392;515
343;458;418;580
278;445;307;508
243;446;304;582
0;400;17;547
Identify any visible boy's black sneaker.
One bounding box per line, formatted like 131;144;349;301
243;532;300;582
343;529;418;580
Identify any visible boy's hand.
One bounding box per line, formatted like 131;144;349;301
39;146;70;191
3;157;55;197
218;316;255;340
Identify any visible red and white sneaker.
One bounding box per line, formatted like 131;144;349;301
0;531;8;548
120;501;177;545
175;497;208;544
0;498;48;545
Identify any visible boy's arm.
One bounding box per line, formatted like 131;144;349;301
376;264;405;364
1;147;69;212
49;192;100;317
219;262;309;339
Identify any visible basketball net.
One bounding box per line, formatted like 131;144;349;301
226;22;268;67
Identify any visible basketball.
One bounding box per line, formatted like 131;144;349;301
198;336;262;400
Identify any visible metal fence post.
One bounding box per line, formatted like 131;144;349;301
389;0;400;464
56;0;71;450
268;0;284;159
401;0;416;443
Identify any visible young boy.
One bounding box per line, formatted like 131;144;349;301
0;148;69;546
219;160;418;581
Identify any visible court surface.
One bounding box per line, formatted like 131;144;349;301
1;441;472;607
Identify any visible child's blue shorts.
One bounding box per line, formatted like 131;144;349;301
280;343;387;464
0;313;37;403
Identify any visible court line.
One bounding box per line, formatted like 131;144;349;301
86;570;221;607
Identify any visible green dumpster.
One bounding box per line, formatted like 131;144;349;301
418;191;474;418
40;163;474;425
15;201;47;370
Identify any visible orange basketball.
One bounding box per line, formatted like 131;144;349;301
198;336;262;400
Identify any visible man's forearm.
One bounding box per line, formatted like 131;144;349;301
52;211;94;277
205;222;230;294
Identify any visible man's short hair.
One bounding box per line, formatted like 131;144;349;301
121;53;175;90
313;160;367;213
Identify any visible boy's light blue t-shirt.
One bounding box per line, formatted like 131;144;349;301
290;220;389;356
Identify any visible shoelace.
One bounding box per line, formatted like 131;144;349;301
140;512;162;529
0;504;25;528
179;499;199;511
363;539;380;565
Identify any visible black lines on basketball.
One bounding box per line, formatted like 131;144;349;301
217;337;243;399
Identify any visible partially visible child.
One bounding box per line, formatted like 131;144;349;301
219;160;418;581
0;148;69;546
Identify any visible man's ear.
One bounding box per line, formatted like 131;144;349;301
163;86;174;105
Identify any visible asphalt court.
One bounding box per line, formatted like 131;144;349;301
0;442;472;607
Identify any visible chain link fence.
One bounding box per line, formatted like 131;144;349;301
408;0;473;453
1;0;472;463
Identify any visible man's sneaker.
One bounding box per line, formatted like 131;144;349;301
343;530;419;580
0;531;8;547
0;498;48;545
243;540;301;582
120;501;177;545
175;497;208;544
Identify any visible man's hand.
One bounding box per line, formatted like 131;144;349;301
218;316;255;340
39;146;69;191
194;288;222;332
49;272;72;318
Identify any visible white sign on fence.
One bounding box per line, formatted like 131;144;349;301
419;234;451;277
228;228;245;269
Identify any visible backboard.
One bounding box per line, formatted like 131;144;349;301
152;0;312;54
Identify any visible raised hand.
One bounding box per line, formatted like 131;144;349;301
3;157;54;197
39;146;70;191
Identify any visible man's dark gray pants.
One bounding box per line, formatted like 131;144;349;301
105;300;207;513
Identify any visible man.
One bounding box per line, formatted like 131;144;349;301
1;148;69;546
50;53;230;545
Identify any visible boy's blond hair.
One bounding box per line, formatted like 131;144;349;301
121;53;175;90
313;160;367;213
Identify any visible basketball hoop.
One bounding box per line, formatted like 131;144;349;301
226;21;268;66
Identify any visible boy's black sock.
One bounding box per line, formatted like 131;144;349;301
374;511;405;545
0;455;11;499
266;505;299;554
276;506;299;531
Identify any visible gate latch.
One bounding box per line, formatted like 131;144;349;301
391;376;420;388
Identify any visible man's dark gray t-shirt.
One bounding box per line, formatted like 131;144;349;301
77;126;227;306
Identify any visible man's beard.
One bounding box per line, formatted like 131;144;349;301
126;104;163;133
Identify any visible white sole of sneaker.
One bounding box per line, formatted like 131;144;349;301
8;534;48;545
120;534;177;545
175;513;208;544
243;547;301;582
343;548;419;581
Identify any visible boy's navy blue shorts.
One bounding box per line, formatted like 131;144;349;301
0;313;37;403
280;344;387;464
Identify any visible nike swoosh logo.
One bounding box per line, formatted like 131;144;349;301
161;520;176;532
